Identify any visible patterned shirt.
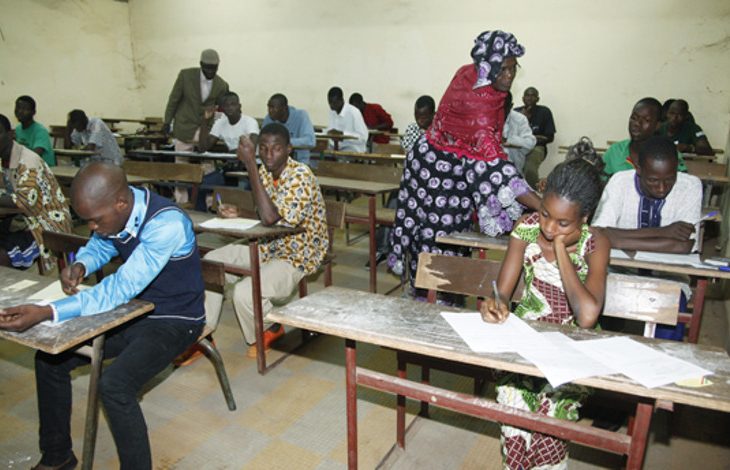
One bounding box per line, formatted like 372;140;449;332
511;212;596;325
400;122;424;155
257;158;328;275
1;143;73;272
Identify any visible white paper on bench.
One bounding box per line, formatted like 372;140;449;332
571;336;711;388
199;217;259;231
440;312;543;353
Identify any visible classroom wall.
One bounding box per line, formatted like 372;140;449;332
129;0;730;172
0;0;141;131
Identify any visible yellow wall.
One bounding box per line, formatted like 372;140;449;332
3;0;729;173
0;0;141;131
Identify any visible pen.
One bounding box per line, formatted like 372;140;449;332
701;211;719;221
719;266;730;272
492;280;503;308
216;193;223;207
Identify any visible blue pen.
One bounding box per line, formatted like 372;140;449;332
68;252;75;264
701;211;719;221
216;193;223;207
719;266;730;272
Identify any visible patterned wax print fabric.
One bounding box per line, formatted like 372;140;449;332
387;134;530;281
257;158;328;275
1;143;73;272
497;212;595;469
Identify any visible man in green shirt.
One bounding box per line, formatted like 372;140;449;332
603;97;685;178
14;95;55;167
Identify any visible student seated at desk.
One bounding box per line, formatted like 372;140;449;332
203;124;328;357
0;162;205;470
198;91;259;152
400;95;436;154
325;86;368;153
14;95;56;166
0;114;72;272
660;99;714;156
67;109;123;166
348;92;394;144
603;97;686;178
593;136;702;253
481;158;609;470
263;93;316;166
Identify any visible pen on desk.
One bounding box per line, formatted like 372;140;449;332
701;211;719;221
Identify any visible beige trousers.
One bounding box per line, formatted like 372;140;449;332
203;244;304;345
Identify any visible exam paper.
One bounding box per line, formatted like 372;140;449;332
28;281;89;303
440;311;543;353
516;332;617;387
199;217;259;231
571;336;712;388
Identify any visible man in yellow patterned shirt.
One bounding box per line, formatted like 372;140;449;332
203;123;328;357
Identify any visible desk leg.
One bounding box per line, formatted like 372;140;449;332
250;241;266;374
625;402;653;470
81;335;105;470
346;339;358;470
688;278;707;344
368;195;377;293
396;355;406;449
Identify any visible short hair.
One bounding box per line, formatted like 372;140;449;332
564;137;605;174
638;135;678;168
68;109;88;125
634;97;662;121
544;159;603;217
415;95;435;112
327;86;343;101
0;114;11;131
269;93;288;107
219;91;239;104
672;99;689;115
349;93;364;105
524;86;539;95
260;122;290;145
16;95;37;112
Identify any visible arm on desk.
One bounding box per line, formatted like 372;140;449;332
0;305;53;332
598;224;695;254
481;233;526;323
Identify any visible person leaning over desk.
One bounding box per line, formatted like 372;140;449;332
0;163;205;470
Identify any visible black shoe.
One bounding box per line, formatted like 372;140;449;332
32;453;78;470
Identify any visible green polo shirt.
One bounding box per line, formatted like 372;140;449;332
14;121;56;166
602;138;686;177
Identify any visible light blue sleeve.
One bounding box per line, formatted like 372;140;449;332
52;210;194;321
290;111;316;148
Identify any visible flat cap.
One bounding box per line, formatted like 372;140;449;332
200;49;220;65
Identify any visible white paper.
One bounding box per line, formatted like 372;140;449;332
632;251;707;269
199;217;259;232
571;336;712;388
28;281;89;303
609;249;632;260
3;280;39;292
517;332;617;387
440;311;543;353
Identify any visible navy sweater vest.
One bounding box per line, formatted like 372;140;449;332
112;189;205;322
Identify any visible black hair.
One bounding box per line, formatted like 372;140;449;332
327;86;343;101
415;95;435;112
638;135;678;168
634;97;662;121
564;137;605;174
269;93;288;107
348;93;363;105
16;95;37;112
544;159;603;217
672;99;689;115
661;99;675;121
0;114;11;131
220;91;239;103
68;109;88;127
260;122;290;145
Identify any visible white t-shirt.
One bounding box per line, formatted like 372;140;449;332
592;170;703;251
210;114;260;151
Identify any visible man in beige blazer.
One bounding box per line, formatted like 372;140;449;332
163;49;229;202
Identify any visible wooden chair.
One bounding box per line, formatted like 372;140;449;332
122;160;204;207
40;230;237;411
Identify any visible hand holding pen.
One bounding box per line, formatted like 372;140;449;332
479;280;510;324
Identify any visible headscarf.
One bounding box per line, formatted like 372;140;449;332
428;30;525;161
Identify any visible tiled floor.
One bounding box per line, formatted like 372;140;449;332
1;216;729;469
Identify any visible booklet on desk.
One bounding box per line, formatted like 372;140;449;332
199;217;260;231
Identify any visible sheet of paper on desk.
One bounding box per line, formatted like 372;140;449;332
517;332;617;387
571;336;712;388
199;218;259;231
632;251;706;268
440;312;543;353
28;281;89;303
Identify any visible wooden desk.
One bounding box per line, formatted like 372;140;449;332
435;231;730;343
268;287;730;470
321;149;405;165
186;211;302;374
316;176;399;293
51;166;157;186
53;148;97;165
0;266;153;470
315;133;357;151
102;117;160;127
127;149;238;161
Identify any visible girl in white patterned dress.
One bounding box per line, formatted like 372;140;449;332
480;159;610;469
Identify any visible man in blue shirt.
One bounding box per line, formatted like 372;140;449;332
0;163;205;470
262;93;316;166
